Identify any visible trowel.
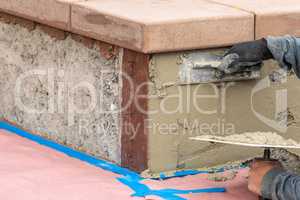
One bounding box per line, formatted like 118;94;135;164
179;52;261;84
190;135;300;149
190;135;300;200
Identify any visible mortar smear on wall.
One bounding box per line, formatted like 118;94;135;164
0;21;122;163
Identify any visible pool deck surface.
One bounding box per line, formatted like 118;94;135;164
0;129;256;200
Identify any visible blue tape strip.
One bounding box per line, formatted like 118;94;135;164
0;121;141;181
0;121;226;200
156;168;225;180
117;177;225;200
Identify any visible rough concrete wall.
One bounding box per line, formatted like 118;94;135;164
0;21;122;163
148;50;300;173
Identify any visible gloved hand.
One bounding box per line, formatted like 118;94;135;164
248;159;282;196
221;39;273;74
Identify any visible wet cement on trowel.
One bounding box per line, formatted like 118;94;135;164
0;21;121;163
193;132;300;146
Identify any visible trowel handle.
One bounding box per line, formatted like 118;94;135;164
259;196;270;200
263;148;271;160
259;148;272;200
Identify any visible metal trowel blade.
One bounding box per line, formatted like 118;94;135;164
190;136;300;149
180;53;262;84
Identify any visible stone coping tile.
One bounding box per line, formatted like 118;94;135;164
2;0;300;52
0;0;82;30
70;0;254;53
0;0;255;52
210;0;300;38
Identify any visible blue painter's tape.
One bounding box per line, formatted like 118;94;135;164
0;121;141;181
155;170;209;180
174;170;208;177
117;176;225;199
159;172;167;180
0;121;226;200
155;167;227;180
160;187;226;194
117;177;151;197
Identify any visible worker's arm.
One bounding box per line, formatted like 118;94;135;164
249;160;300;200
224;35;300;78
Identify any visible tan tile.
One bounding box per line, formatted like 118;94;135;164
71;0;254;53
0;0;80;30
210;0;300;38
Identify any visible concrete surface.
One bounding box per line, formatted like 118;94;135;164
0;129;140;200
0;129;257;200
147;49;300;173
0;21;121;163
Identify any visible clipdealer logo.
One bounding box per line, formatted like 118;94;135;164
251;69;288;133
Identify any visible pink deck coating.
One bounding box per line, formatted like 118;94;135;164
0;129;257;200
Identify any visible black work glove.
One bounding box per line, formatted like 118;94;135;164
221;39;273;74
